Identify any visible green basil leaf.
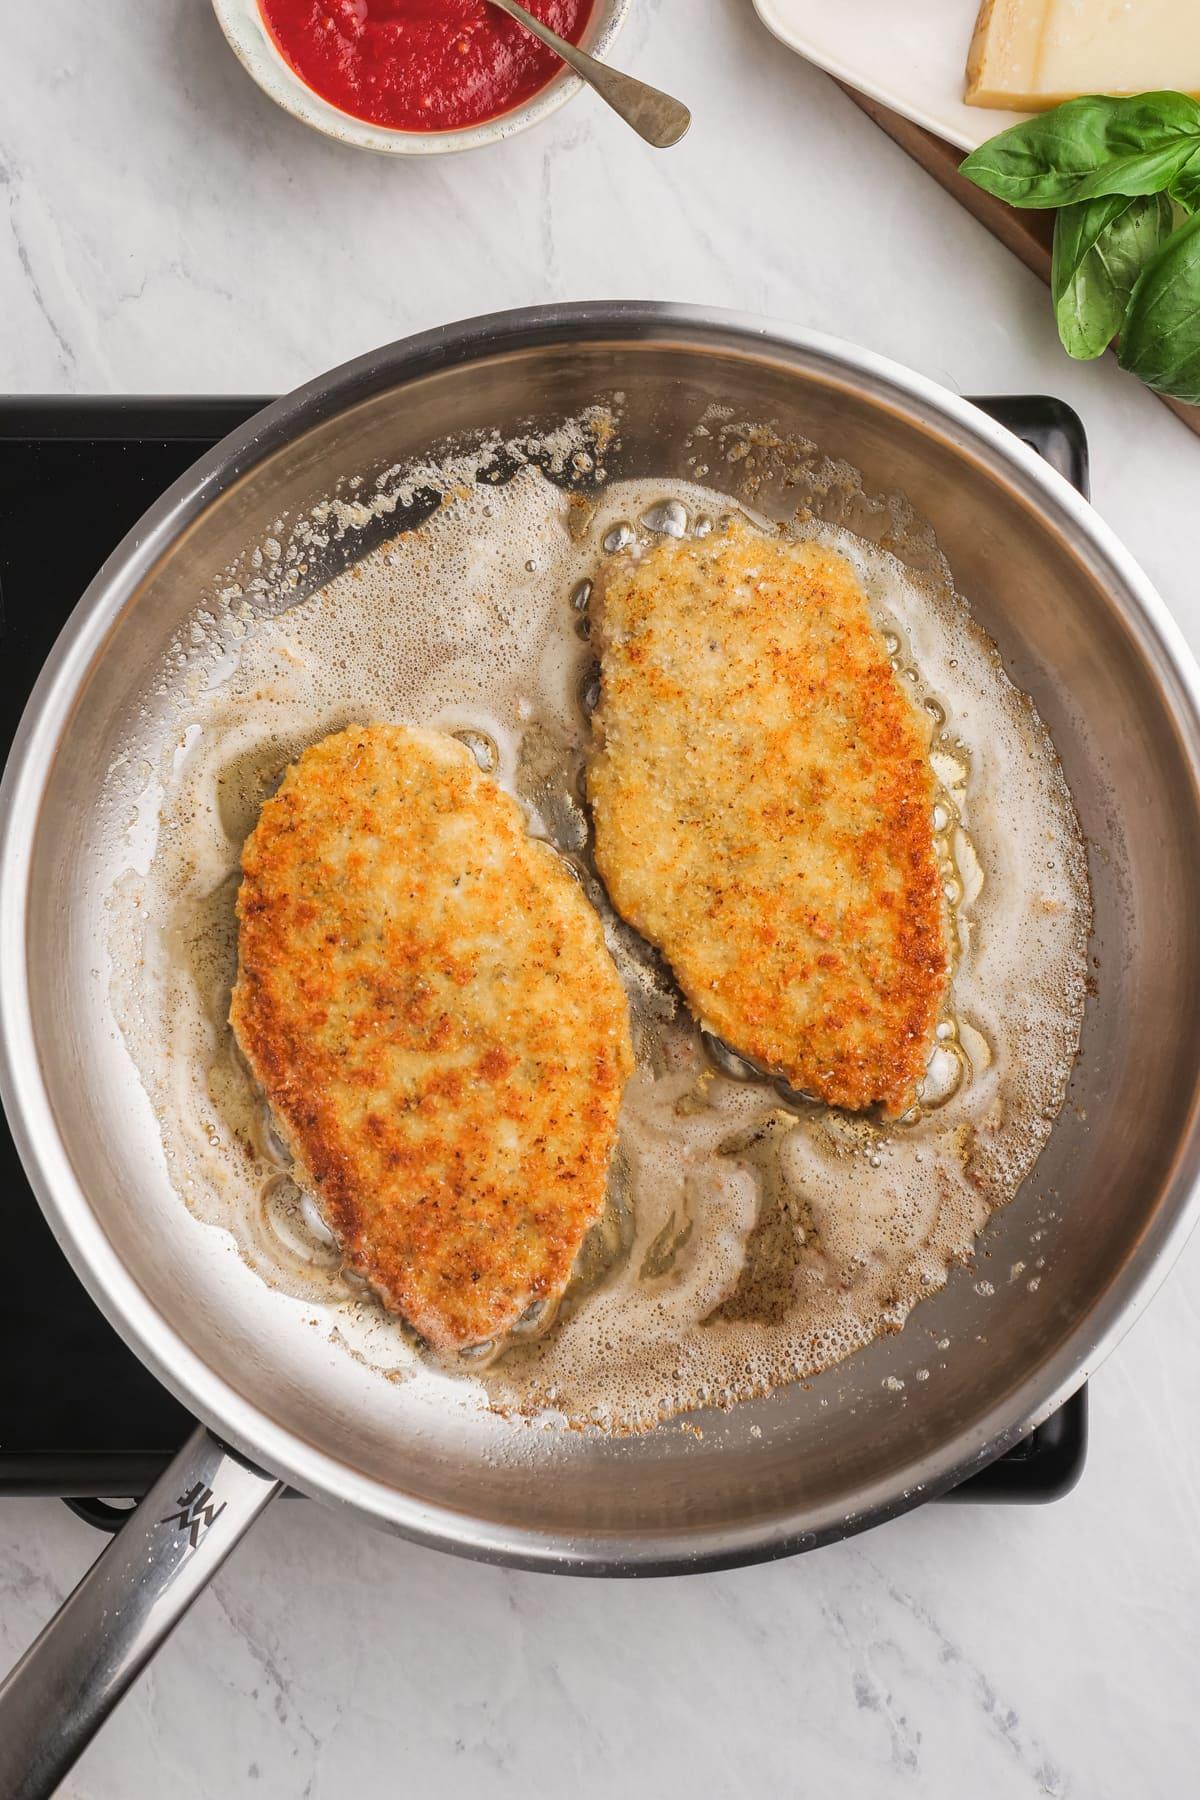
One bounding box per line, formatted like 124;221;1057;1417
1051;193;1174;359
1169;149;1200;212
1051;195;1130;354
1071;140;1200;203
1117;210;1200;403
961;92;1200;208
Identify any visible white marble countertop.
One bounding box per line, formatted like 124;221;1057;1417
2;3;1199;1795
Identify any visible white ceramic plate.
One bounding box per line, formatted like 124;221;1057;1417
752;0;1031;152
211;0;632;156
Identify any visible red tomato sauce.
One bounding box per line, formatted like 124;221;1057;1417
258;1;595;133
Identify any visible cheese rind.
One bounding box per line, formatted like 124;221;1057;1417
966;0;1200;111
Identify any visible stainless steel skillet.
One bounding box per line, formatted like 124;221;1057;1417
2;304;1200;1795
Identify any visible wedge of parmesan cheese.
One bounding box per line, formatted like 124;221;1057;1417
966;0;1200;110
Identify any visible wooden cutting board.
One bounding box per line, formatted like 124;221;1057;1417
840;84;1200;438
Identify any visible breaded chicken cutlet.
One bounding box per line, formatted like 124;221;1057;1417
230;723;633;1350
587;518;950;1116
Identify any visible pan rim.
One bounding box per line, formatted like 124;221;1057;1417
3;301;1200;1572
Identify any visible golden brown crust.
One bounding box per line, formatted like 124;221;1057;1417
230;724;633;1350
587;520;950;1116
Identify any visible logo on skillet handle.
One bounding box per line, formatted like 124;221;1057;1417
160;1483;227;1550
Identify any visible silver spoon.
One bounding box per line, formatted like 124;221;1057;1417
487;0;691;148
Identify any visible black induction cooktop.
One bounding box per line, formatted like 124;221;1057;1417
0;394;1088;1522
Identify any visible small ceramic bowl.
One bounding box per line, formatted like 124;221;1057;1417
210;0;634;155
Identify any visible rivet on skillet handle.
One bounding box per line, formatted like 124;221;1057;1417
0;1425;282;1799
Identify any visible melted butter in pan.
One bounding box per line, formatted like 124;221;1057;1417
108;460;1090;1431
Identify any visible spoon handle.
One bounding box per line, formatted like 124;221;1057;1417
489;1;691;148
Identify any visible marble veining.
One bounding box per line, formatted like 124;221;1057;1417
2;1;1200;1794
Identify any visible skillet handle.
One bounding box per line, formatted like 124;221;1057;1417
0;1425;282;1799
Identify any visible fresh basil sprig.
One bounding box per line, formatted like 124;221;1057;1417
961;92;1200;403
960;93;1200;208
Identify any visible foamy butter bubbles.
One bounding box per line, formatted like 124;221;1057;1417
108;451;1090;1434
